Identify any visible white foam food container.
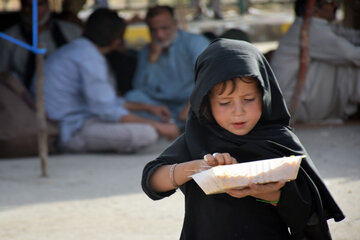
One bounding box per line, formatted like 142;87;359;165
191;155;305;195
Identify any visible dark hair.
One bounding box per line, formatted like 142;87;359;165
20;0;32;6
145;5;175;23
21;0;48;8
83;8;126;47
200;77;263;123
295;0;324;16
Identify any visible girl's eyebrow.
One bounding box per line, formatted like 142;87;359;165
216;92;257;98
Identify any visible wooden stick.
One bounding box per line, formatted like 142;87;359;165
289;0;316;118
177;0;188;30
35;45;48;177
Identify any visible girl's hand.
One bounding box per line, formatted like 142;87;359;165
226;180;286;205
191;153;237;173
203;153;237;167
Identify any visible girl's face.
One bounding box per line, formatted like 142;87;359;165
209;77;262;135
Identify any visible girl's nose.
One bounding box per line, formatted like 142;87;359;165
233;102;245;115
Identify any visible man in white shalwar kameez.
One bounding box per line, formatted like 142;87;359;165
270;0;360;123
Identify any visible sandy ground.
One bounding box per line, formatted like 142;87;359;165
0;123;359;240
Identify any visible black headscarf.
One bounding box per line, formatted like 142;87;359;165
187;38;298;161
142;39;344;239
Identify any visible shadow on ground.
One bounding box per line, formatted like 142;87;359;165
0;124;359;211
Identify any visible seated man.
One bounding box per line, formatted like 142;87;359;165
55;0;86;30
270;0;360;124
0;0;81;90
124;5;210;129
191;0;224;20
42;8;179;153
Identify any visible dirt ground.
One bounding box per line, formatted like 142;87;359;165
0;123;359;240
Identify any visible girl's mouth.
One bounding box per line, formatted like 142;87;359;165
232;122;246;128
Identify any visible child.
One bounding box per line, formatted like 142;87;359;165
141;39;344;239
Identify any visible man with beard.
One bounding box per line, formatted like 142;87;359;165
42;9;180;153
0;0;81;90
124;5;210;130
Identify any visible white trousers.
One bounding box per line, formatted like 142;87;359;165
63;118;158;153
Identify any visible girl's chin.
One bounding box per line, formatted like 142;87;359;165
227;128;250;136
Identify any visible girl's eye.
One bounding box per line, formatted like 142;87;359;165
219;102;230;106
244;98;255;102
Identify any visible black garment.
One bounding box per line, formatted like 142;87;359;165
105;49;137;96
0;12;21;32
142;39;344;240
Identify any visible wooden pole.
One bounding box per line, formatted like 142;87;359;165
35;44;48;177
343;0;360;30
177;0;188;30
289;0;316;117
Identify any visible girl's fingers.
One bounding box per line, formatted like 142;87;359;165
226;189;244;198
204;153;237;166
204;153;224;165
203;154;217;166
203;154;212;162
214;153;225;165
213;153;232;165
227;182;284;199
277;180;286;188
226;187;252;198
204;152;238;166
223;153;234;165
248;181;285;194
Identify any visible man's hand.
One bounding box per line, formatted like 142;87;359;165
153;122;180;140
124;102;171;122
178;103;190;122
120;113;180;140
148;42;163;63
147;104;171;122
